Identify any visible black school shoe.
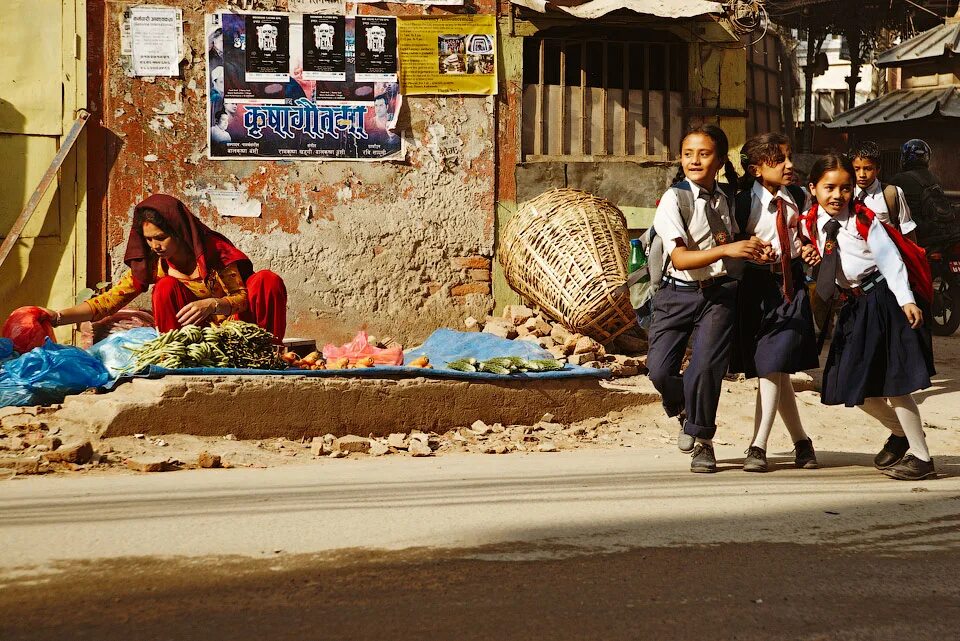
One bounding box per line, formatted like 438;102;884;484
743;446;768;473
794;438;819;469
874;434;910;470
882;454;936;481
690;442;717;473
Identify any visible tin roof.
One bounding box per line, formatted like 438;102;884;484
876;20;960;68
509;0;722;19
825;86;960;128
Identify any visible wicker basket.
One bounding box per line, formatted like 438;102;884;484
498;188;635;344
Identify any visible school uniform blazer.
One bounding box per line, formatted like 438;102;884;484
813;207;915;307
855;180;917;235
653;179;738;282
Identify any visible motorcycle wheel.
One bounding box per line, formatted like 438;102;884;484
931;272;960;336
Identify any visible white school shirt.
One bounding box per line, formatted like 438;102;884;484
745;181;804;260
855;179;917;235
653;179;738;282
813;206;915;306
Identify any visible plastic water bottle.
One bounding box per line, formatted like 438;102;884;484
629;239;649;281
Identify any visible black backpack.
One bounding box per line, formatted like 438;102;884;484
915;183;960;248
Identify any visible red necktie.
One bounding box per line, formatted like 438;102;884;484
774;197;794;302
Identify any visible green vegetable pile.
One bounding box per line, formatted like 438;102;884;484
129;321;284;371
446;356;565;375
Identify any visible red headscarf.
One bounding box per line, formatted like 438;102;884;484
124;194;253;287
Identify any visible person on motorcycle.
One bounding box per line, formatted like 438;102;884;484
889;139;938;220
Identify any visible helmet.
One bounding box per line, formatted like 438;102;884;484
901;139;931;167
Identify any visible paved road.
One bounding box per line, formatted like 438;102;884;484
2;448;960;639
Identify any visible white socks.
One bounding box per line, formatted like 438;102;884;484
751;372;809;450
859;395;930;462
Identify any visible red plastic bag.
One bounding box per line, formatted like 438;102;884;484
2;306;56;354
322;331;403;366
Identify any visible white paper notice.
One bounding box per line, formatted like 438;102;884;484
207;190;263;218
129;5;182;77
288;0;345;12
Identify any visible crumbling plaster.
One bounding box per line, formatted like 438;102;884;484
101;0;497;344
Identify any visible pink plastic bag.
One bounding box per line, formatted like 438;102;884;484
2;306;56;354
322;331;403;366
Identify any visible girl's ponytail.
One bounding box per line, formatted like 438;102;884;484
722;159;739;196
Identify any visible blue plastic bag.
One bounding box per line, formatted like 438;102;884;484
0;337;14;363
3;339;110;404
0;372;35;408
88;327;159;377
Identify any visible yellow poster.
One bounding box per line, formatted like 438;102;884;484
397;16;497;95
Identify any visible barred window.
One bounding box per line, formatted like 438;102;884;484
747;37;788;136
521;31;688;161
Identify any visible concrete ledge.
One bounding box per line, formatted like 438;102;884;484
50;375;658;440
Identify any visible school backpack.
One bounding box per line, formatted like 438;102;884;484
916;183;960;248
802;202;933;304
629;181;735;326
733;183;807;238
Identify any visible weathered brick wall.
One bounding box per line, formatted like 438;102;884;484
98;0;496;344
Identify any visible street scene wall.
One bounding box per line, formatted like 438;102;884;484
98;0;496;345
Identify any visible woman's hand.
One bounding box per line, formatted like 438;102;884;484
724;236;771;261
176;298;220;326
902;303;923;329
800;244;821;266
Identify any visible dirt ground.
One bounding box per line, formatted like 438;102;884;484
3;334;958;476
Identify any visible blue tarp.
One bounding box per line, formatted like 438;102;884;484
125;330;609;382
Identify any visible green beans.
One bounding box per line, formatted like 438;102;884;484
445;356;564;374
129;320;284;372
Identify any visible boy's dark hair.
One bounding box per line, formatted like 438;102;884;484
671;124;739;195
848;141;882;165
738;133;789;189
808;153;855;190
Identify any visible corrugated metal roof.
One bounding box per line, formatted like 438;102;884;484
509;0;722;19
825;86;960;128
876;20;960;67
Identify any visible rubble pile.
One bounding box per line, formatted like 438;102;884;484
0;406;105;476
463;305;648;378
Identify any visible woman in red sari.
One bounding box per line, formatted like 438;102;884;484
42;194;287;340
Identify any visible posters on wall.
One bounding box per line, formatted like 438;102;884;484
397;15;497;95
127;5;182;77
207;12;403;162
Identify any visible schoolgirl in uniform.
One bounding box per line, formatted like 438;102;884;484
647;125;770;474
806;154;937;480
731;133;820;473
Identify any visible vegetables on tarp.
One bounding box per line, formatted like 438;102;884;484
322;331;403;366
2;306;56;354
129;321;284;371
87;327;159;377
1;339;110;407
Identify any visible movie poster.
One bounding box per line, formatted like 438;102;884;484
397;16;496;95
207;13;403;162
354;17;398;83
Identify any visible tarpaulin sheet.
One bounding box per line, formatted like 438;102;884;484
120;330;609;382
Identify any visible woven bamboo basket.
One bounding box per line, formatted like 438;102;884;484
498;188;635;344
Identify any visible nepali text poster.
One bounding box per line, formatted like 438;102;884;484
129;5;182;77
397;16;496;95
207;14;404;162
354;17;398;83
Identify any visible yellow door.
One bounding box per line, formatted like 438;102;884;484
0;0;86;343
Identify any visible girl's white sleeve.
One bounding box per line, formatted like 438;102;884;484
867;217;915;307
652;189;686;258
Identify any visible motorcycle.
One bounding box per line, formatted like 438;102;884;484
927;242;960;336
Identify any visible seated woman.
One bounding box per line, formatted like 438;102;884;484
43;194;287;340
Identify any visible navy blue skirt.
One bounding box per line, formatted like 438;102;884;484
821;279;935;406
729;260;819;378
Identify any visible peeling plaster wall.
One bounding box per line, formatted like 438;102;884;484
99;0;497;344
